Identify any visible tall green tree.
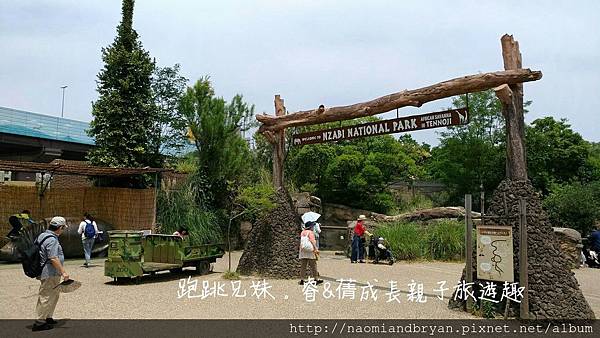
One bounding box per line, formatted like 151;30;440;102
282;117;430;213
88;0;158;170
152;64;189;162
526;117;594;194
426;90;506;204
179;77;255;209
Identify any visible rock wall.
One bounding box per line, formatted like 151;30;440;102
449;180;595;319
553;227;583;269
237;189;302;279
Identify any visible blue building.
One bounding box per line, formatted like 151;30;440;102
0;106;94;162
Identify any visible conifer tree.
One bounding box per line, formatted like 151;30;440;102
88;0;158;168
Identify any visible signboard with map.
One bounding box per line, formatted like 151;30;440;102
476;225;514;282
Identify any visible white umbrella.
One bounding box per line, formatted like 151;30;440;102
302;211;321;224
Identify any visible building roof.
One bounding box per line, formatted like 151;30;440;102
0;159;170;177
0;106;95;145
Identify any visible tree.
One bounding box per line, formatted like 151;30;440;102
544;181;600;236
179;77;255;210
88;0;158;171
426;90;506;204
152;64;189;162
282;117;429;213
526;117;592;194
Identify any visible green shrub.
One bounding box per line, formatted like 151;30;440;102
375;220;465;261
397;194;434;213
426;220;464;261
375;223;427;260
367;192;397;214
236;183;277;222
543;181;600;236
157;185;222;245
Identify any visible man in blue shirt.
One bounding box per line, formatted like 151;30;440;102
32;216;70;332
590;224;600;253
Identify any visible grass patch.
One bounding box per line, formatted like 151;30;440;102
156;185;222;245
375;220;466;261
222;271;241;280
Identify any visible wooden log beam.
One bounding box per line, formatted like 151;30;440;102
498;34;528;180
272;95;286;189
257;68;542;132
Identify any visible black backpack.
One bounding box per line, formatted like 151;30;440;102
17;234;55;278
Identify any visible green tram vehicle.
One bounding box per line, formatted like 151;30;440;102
105;230;224;282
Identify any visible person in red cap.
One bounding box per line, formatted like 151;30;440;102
351;215;369;263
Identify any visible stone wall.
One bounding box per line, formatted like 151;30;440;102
553;227;583;269
449;180;595;319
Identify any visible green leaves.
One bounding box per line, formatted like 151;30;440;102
179;77;255;210
526;117;594;194
543;181;600;236
426;90;506;205
88;0;159;177
282;117;430;213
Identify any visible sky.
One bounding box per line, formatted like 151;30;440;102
1;0;599;146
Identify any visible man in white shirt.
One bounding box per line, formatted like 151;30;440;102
77;213;99;267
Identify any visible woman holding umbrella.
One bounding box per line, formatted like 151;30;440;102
302;212;322;249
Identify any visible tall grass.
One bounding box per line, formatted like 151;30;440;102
375;220;466;261
426;220;465;261
157;185;222;245
376;223;427;260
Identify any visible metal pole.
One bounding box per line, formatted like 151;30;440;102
480;183;485;225
519;198;529;319
465;194;473;311
227;218;232;272
60;85;67;118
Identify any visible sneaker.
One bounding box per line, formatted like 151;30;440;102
359;260;365;263
298;280;305;285
351;261;357;263
45;318;58;325
32;322;53;332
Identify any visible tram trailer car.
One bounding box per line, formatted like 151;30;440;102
105;230;224;282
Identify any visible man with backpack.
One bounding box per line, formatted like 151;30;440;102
32;216;70;332
77;213;99;267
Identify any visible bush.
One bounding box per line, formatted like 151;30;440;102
426;220;465;261
375;220;465;261
543;181;600;236
396;194;434;213
375;223;427;260
157;185;222;245
236;183;277;222
366;192;397;214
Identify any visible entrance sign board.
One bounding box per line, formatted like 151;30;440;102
476;225;514;282
292;108;468;146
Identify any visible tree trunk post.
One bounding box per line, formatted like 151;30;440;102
465;194;473;312
272;95;286;189
496;34;528;180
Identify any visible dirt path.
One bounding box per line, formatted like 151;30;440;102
0;252;597;319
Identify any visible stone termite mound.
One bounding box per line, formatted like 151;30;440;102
449;180;595;319
237;188;301;278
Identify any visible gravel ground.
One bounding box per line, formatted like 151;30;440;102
0;252;598;319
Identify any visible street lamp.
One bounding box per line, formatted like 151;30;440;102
60;85;68;118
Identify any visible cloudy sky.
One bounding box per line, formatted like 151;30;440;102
1;0;598;145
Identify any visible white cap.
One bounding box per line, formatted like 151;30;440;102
50;216;67;228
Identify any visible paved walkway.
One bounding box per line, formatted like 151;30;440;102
0;252;598;319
